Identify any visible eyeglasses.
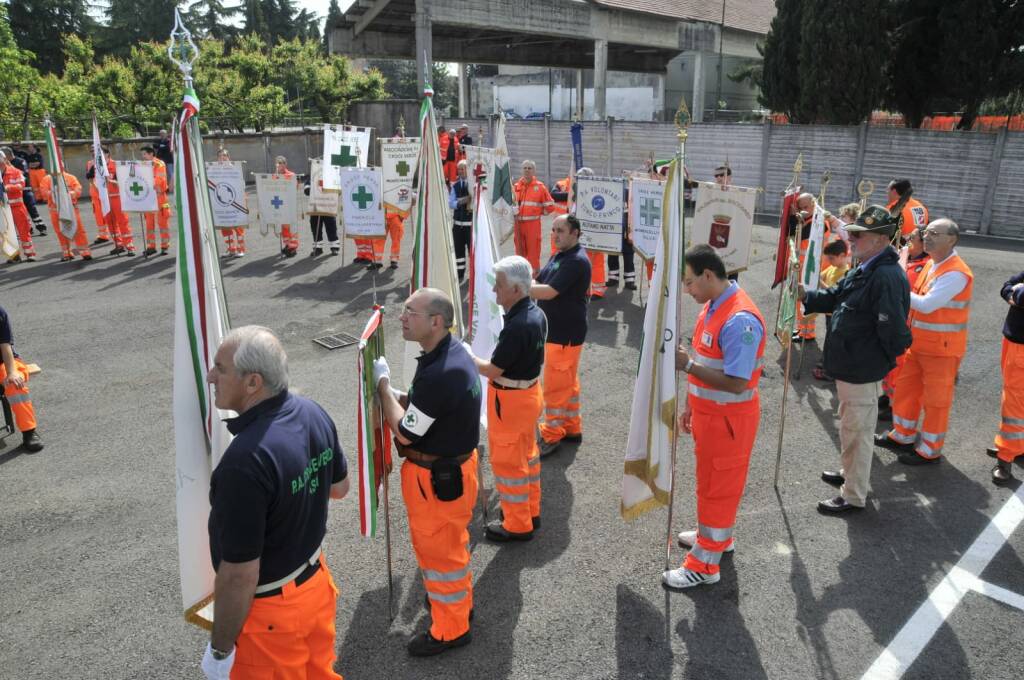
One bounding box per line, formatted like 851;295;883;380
923;229;950;237
402;306;437;318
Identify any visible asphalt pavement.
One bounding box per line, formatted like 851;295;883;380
1;208;1022;680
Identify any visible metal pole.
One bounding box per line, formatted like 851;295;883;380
774;335;795;488
715;0;725;120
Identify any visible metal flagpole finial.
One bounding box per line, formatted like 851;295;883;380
674;98;691;143
168;8;199;86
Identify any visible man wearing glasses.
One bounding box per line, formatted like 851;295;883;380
799;206;912;513
876;219;973;466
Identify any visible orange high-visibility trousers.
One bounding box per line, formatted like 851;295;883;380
49;208;91;258
230;556;342;680
888;349;961;459
882;353;908;399
488;383;543;533
281;224;299;251
514;219;542;272
0;358;37;432
372;213;404;263
90;195;111;241
222;228;246;255
401;450;479;641
539;343;583;444
354;239;374;261
682;406;759;575
588;250;606;298
143;206;171;250
106;196;134;252
995;338;1024;463
10;203;36;258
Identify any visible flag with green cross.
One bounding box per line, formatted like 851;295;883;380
380;138;421;217
340;167;385;237
114;160;158;213
322;124;371;191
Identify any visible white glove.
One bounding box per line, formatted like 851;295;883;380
201;643;235;680
373;357;391;387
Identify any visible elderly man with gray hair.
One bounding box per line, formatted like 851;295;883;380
468;255;548;541
201;325;349;679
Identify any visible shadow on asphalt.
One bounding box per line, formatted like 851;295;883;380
614;584;673;680
586;292;646;350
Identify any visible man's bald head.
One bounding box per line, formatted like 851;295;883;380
797;193;816;211
415;288;455;329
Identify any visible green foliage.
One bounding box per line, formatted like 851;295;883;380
759;0;803;121
102;0;179;59
185;0;243;42
8;0;96;75
367;60;457;115
322;0;343;54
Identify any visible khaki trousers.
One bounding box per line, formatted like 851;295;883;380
835;379;880;507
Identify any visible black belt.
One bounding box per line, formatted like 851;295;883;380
492;379;539;390
253;560;321;598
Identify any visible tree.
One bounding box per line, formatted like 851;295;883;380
322;0;343;54
367;60;457;114
102;0;179;58
884;0;947;128
0;3;42;139
798;0;885;124
241;0;269;44
186;0;242;42
759;0;804;121
7;0;96;75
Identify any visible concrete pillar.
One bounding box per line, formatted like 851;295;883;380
414;2;432;97
457;63;468;117
575;68;584;120
593;39;608;121
692;51;705;123
656;73;666;122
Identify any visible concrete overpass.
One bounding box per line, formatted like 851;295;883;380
329;0;773;121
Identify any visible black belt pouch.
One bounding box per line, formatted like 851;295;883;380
430;457;464;501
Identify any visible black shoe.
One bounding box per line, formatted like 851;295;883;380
352;257;368;264
605;279;619;288
485;520;533;542
82;254;92;261
310;247;323;257
624;281;637;291
331;248;340;256
874;432;915;453
92;237;110;246
284;248;297;258
35;228;47;237
60;255;73;262
992;459;1014;485
562;433;582;443
898;451;941;466
817;496;862;514
124;249;136;257
821;470;844;486
160;248;168;255
110;246;125;255
144;248;157;256
986;446;999;458
389;261;399;269
22;429;43;453
407;630;472;657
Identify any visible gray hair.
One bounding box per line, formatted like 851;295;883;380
521;159;536;169
223;325;289;394
275;155;287;165
930;217;960;244
576;166;594;178
494;255;533;294
0;147;13;159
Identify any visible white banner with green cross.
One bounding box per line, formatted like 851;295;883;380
380;139;420;218
340;167;385;238
115;161;158;213
322;124;371;192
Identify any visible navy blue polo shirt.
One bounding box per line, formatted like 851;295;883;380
536;243;591;346
400;334;481;456
490;297;547;380
0;305;17;357
209;391;347;585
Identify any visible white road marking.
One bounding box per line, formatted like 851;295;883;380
773;542;792;555
861;485;1024;679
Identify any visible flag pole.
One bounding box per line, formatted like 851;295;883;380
774;251;800;488
373;307;394;620
664;100;689;572
795;171;833;380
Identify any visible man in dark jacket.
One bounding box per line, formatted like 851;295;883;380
799;205;912;514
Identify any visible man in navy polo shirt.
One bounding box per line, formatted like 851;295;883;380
201;326;348;680
374;288;482;657
532;214;592;457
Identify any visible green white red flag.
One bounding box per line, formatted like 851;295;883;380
357;307;391;537
43;120;76;238
172;86;233;629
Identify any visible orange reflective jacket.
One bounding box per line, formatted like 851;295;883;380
909;254;973;357
513;178;553;221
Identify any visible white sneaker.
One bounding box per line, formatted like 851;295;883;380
234;251;245;258
677;530;735;552
662;567;721;589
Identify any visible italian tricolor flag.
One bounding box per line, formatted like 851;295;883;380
357;308;391;537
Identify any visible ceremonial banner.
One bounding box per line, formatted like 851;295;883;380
772;188;801;289
468;186;503;428
43;121;76;239
406;89;465;379
255;174;298;226
172;86;233;630
691;181;757;274
340;167;384;238
576;177;625;253
800;205;826;291
357;308;392;537
115;161;158;213
488;116;516;243
322;124;371;190
775;237;800;345
622;160;684;519
1;202;19;260
380;139;420;218
629;177;664;260
91;116;110;217
204;161;248;227
307;159;340;217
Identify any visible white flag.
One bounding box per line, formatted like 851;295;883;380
1;202;20;260
115;161;158;212
307;159;340;217
91;116;110;217
488;117;516;243
339;167;385;238
381;139;421;218
801;205;826;291
622;160;684;520
691;181;757;274
629;177;665;260
204;161;249;227
255;174;298;226
322;124;371;190
469;184;503;427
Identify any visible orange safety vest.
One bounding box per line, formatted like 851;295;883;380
106;159;121;197
908;253;973;357
438;133;459;163
513;178;553;221
889;197;929;237
39;172;82;208
2;164;26;202
688;287;766;415
152;158;170;208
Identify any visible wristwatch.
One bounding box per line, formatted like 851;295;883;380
684;358;695;374
210;645;233;661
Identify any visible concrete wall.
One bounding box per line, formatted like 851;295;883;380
439;117;1024;238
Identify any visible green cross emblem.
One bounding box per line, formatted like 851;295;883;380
640;197;660;226
129;181;145;197
395;160;410;177
332;145;357;168
491;161;513;205
351;185;373;210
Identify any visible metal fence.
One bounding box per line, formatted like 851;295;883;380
441;116;1024;238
